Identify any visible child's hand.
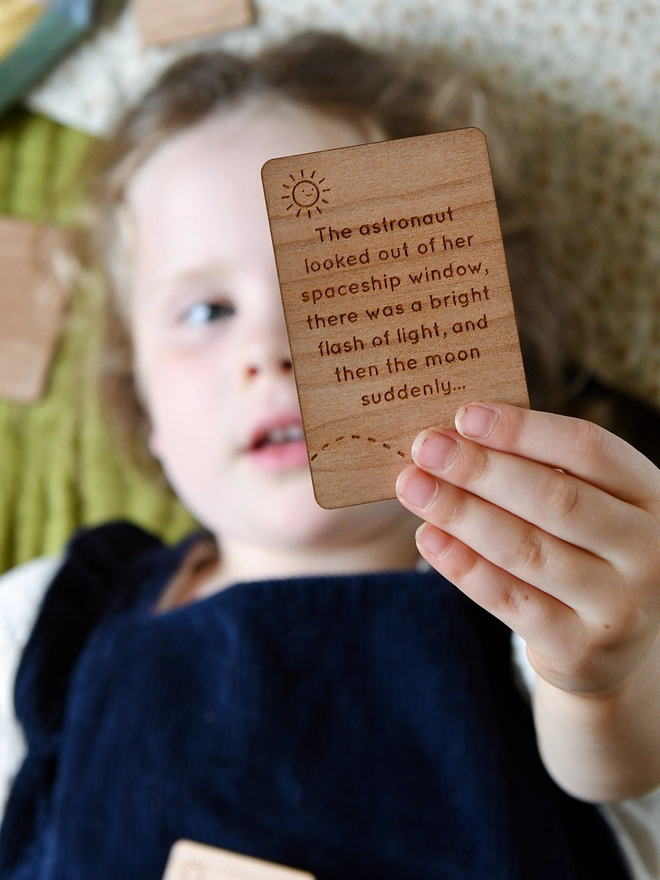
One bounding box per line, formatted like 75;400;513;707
396;403;660;801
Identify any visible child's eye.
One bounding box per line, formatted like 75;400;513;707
183;301;234;325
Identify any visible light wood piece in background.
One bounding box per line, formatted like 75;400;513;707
132;0;253;47
162;840;316;880
0;216;69;404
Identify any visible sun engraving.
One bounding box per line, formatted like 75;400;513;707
282;169;330;218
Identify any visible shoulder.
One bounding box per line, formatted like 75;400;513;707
0;520;173;820
0;555;61;817
13;521;171;716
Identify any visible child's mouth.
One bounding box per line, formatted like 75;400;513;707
247;421;308;470
252;424;305;449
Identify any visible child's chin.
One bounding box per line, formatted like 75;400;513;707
257;493;344;538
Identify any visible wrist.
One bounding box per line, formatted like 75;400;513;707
532;647;660;801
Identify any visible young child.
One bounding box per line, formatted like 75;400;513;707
1;32;659;880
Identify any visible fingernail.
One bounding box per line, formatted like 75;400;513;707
412;430;458;470
456;404;497;438
416;523;451;558
396;469;438;511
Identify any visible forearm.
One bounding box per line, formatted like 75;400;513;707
532;632;660;803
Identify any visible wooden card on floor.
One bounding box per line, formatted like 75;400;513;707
0;216;69;404
262;128;529;509
133;0;254;46
162;840;316;880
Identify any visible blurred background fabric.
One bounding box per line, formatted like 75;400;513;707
0;111;195;572
0;0;658;570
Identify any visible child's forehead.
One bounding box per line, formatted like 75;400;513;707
126;99;378;207
123;100;380;299
123;101;383;295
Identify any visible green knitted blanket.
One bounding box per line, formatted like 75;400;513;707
0;110;195;572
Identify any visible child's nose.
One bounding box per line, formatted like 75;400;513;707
242;319;293;380
244;354;293;379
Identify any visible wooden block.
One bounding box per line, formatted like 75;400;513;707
133;0;254;47
262;129;529;509
162;840;316;880
0;215;69;404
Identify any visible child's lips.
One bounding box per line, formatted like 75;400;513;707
244;417;309;470
248;436;309;470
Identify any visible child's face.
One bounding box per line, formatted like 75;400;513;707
126;102;418;559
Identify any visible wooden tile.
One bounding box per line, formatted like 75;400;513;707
262;129;529;508
162;840;316;880
133;0;254;47
0;216;69;404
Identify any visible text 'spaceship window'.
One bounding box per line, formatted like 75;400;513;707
262;128;528;509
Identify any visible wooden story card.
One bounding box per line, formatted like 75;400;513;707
162;839;316;880
262;128;529;509
133;0;254;47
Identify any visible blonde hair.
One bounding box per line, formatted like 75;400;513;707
89;31;559;474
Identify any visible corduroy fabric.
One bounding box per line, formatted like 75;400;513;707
0;522;630;880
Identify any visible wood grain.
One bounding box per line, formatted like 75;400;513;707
133;0;253;47
162;840;316;880
262;128;529;508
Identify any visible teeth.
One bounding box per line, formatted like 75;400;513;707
265;425;304;445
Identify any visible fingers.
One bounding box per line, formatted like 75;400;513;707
396;425;655;565
397;404;660;700
413;521;585;664
413;520;660;695
453;403;660;510
397;463;619;617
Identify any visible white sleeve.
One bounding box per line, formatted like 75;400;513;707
511;631;660;880
0;556;61;818
601;795;660;880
